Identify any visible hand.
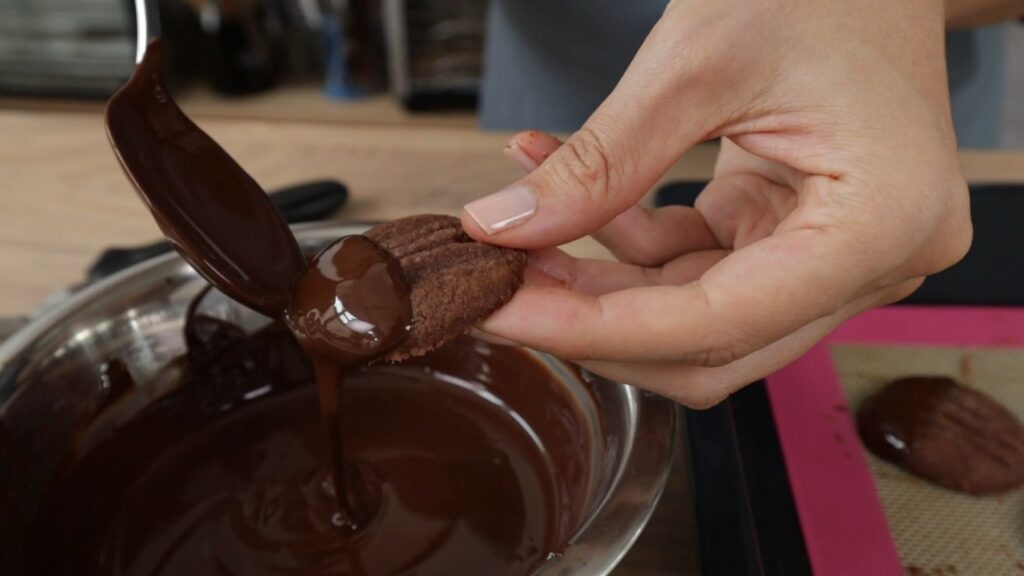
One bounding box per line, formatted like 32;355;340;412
460;0;972;407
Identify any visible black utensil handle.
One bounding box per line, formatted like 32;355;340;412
265;179;349;224
86;179;348;281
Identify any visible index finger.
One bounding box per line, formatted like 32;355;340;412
483;226;877;364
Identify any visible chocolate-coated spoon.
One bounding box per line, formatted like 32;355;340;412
104;0;305;317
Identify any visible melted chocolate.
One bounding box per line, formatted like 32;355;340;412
286;235;412;364
105;39;305;317
92;36;580;575
286;235;414;528
26;321;582;575
106;37;414;531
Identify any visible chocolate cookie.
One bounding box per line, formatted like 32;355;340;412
365;214;526;362
857;376;1024;495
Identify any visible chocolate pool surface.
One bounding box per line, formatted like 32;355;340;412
26;317;591;575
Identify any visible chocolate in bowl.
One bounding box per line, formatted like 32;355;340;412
0;224;674;576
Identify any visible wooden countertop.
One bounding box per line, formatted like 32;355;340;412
2;106;1023;575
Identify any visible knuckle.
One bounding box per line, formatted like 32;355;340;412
682;281;758;368
551;127;617;206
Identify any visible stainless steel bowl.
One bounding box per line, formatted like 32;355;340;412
0;223;674;575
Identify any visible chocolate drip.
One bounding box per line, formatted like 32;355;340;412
285;235;413;528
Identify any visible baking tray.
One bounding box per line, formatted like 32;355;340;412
658;181;1024;576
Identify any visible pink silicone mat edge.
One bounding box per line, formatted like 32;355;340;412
765;306;1024;576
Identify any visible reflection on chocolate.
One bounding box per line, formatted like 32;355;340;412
857;376;1024;495
105;39;305;317
287;235;412;364
97;360;134;407
27;318;586;575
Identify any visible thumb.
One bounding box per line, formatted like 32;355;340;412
461;11;723;248
461;119;681;248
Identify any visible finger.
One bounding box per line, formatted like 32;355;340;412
505;131;721;267
504;130;564;171
578;278;923;408
592;204;720;266
526;247;727;296
461;120;695;248
482;225;882;364
693;171;797;250
581;308;852;408
461;13;726;248
713;137;806;191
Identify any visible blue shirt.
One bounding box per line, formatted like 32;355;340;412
480;0;1016;148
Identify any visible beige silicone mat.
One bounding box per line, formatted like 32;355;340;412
832;344;1024;576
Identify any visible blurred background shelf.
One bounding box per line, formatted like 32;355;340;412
0;87;476;127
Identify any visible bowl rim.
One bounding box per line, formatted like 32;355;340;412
0;222;675;575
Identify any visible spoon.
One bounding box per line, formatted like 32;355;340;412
104;0;306;317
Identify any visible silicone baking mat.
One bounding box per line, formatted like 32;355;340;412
833;344;1024;575
765;307;1024;576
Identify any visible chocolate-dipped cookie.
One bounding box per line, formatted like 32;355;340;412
365;214;526;361
858;376;1024;495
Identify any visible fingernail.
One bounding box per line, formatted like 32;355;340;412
503;143;540;171
463;185;537;235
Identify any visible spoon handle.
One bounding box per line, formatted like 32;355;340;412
133;0;162;64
